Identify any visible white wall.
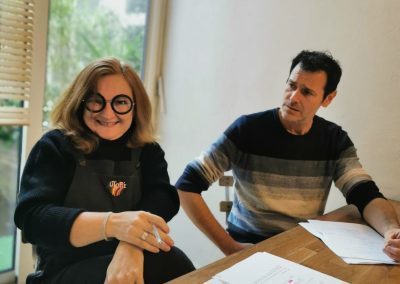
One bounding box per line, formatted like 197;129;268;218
159;0;400;267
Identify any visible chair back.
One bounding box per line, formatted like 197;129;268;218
218;175;234;223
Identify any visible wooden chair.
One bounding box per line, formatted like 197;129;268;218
218;175;234;222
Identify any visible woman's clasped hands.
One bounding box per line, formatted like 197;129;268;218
105;210;174;253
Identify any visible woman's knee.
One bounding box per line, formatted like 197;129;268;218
46;255;112;284
143;246;195;283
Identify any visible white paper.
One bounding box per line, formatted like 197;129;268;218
211;252;348;284
299;222;323;238
302;220;398;265
203;279;225;284
342;257;387;264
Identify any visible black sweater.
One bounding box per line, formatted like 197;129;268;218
14;129;179;277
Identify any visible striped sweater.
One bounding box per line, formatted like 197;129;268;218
176;108;383;237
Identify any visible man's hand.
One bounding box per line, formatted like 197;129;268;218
363;198;400;261
222;241;253;255
384;228;400;261
105;242;144;284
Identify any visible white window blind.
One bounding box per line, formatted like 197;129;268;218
0;0;34;125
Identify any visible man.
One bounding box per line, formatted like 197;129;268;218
176;50;400;261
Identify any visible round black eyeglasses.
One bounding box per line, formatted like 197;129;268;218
82;93;134;115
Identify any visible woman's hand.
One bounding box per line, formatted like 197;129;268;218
105;241;144;284
107;211;174;253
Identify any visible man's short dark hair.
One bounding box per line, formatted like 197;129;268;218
289;50;342;98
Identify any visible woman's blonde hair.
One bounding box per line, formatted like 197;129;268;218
51;57;155;153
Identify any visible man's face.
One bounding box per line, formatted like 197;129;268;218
279;64;336;133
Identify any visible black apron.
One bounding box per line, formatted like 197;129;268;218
64;147;142;212
29;147;143;283
29;146;196;284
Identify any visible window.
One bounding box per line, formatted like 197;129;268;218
0;0;34;282
0;126;21;272
43;0;149;127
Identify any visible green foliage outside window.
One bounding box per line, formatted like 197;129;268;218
44;0;148;127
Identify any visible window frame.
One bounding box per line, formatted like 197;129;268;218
142;0;168;128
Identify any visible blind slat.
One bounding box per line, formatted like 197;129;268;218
0;53;32;64
0;80;30;88
0;96;29;101
0;46;33;57
0;18;34;31
0;40;32;51
0;31;33;43
0;107;30;125
0;12;34;26
0;60;30;69
0;68;31;77
0;73;30;82
0;107;28;113
0;3;34;18
0;0;34;12
0;118;29;126
0;26;33;39
0;116;29;125
0;90;30;98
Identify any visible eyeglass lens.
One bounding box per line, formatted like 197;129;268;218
84;93;134;115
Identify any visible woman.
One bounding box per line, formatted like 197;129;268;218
14;57;195;283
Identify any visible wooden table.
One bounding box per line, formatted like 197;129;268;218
168;202;400;284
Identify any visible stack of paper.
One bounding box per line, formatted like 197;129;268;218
300;220;398;264
206;252;348;284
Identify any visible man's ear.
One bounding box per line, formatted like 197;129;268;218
322;91;337;108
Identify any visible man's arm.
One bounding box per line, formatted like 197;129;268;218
363;198;400;261
178;190;248;255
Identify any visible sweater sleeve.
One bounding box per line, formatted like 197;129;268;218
332;128;385;215
332;129;374;197
176;116;245;193
14;131;82;250
346;181;385;215
137;143;179;222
